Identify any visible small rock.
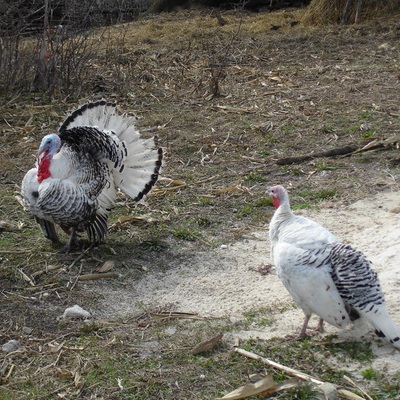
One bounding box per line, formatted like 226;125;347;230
317;382;338;400
220;244;228;249
62;305;91;320
2;340;21;353
165;326;177;336
22;327;33;335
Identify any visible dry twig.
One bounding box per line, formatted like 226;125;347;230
233;347;369;400
77;272;118;281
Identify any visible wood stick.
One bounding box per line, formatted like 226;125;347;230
343;375;373;400
233;347;324;385
17;268;35;286
77;272;118;281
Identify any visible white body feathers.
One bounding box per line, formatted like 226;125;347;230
269;185;400;349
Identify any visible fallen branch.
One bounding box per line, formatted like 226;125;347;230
4;363;15;380
31;264;65;278
343;375;374;400
0;249;32;253
276;145;359;165
67;246;93;270
213;105;257;114
17;268;35;287
276;135;400;166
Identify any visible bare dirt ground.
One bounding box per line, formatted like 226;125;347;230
1;8;400;399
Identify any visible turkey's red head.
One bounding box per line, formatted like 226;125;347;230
269;185;286;208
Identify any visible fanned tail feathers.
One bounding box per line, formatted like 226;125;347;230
115;140;163;201
59;100;122;133
60;100;163;201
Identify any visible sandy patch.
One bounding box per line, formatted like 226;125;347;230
98;189;400;371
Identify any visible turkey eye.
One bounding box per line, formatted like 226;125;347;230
32;191;39;198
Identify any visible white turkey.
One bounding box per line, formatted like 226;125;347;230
21;100;163;252
269;184;400;349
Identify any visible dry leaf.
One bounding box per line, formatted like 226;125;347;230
74;369;84;389
191;332;223;355
337;389;367;400
269;75;282;82
48;341;65;353
95;260;115;273
215;183;245;195
218;376;301;400
55;367;74;378
217;375;275;399
114;215;153;227
169;179;186;186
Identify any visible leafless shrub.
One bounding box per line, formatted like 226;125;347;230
0;0;148;96
30;28;99;96
203;14;243;98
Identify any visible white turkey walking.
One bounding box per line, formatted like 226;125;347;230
269;184;400;349
21;100;163;252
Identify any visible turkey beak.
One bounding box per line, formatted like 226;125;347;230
37;145;48;161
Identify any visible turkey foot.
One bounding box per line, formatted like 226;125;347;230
287;316;324;339
58;227;80;253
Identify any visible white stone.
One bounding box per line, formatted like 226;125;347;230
2;340;21;353
62;305;91;320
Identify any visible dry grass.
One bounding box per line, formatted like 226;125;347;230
303;0;400;25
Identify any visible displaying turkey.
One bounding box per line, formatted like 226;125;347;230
269;184;400;349
21;100;163;252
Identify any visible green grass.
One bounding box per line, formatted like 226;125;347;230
243;306;276;328
139;237;169;252
362;367;379;380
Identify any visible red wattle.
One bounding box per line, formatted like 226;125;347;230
272;196;280;208
37;154;51;183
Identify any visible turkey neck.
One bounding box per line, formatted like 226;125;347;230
269;202;295;246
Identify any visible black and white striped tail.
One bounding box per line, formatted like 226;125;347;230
330;243;400;349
